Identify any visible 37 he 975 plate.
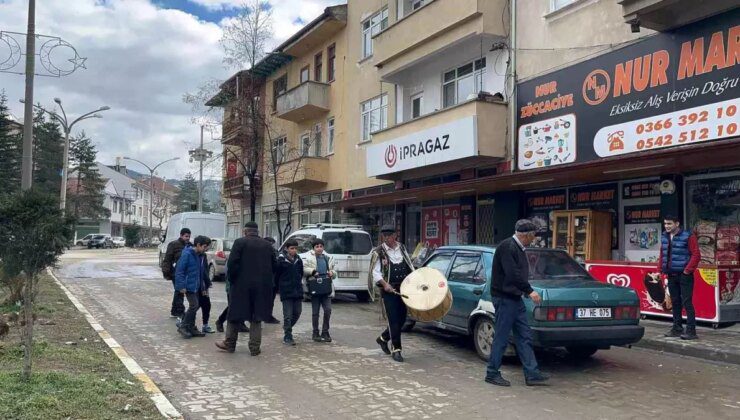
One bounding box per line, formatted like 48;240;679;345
576;307;611;319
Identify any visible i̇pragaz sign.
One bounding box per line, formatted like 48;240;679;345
516;10;739;171
366;116;477;177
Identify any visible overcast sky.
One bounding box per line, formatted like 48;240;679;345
0;0;343;180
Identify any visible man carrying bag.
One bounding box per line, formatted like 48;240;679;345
303;238;336;342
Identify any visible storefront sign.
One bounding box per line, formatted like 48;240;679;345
516;11;740;170
525;189;567;248
622;180;660;199
366;116;477;177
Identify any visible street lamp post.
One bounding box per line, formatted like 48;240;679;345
22;98;110;212
123;157;180;243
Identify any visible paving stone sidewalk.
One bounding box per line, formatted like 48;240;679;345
636;319;740;365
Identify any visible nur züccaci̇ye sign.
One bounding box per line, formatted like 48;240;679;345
516;10;739;171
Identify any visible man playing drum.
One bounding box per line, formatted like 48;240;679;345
372;225;415;362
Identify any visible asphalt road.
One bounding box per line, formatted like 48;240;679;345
55;248;740;420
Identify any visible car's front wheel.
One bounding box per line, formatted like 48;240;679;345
566;346;598;358
473;316;494;361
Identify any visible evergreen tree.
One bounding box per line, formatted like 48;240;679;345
31;109;64;198
0;91;22;198
173;173;212;212
68;131;110;223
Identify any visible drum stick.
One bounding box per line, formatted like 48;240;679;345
393;291;409;299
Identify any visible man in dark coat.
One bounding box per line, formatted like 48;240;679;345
161;228;191;318
215;222;276;355
485;219;549;387
274;239;304;345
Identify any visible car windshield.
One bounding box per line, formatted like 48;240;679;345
322;232;372;255
92;235;105;240
223;240;233;251
292;234;318;253
526;250;592;280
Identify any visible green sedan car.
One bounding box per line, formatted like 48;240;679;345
405;245;644;360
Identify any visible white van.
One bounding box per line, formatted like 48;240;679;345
158;212;227;264
282;224;374;302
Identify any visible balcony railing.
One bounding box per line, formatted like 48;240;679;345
275;81;330;123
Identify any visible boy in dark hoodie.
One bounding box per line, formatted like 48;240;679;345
274;239;304;345
175;235;212;339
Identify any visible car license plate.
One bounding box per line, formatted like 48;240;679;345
576;307;612;319
338;271;360;278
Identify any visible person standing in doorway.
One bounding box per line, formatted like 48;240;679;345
161;228;191;319
485;219;549;387
275;239;304;345
215;222;276;355
656;215;701;340
175;235;211;339
372;225;415;362
303;238;336;343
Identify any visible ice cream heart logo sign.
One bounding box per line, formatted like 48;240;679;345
607;274;631;288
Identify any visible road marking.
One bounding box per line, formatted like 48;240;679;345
48;268;183;419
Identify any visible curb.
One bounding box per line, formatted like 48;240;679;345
47;268;183;419
633;337;740;365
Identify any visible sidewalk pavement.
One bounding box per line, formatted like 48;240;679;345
635;318;740;365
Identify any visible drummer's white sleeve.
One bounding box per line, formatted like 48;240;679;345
372;259;383;283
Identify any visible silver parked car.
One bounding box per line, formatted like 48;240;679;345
76;234;96;247
205;238;233;281
111;236;126;248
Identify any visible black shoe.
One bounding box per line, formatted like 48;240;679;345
376;336;391;355
190;327;206;338
283;335;296;346
391;350;404;362
312;331;322;342
250;349;261;356
525;373;550;386
238;324;250;333
664;328;683;338
178;327;193;339
485;376;511;387
681;331;698;340
321;331;332;342
216;321;224;333
266;317;281;324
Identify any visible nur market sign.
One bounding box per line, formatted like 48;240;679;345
516;10;739;171
366;116;477;177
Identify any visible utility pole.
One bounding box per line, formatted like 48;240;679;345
188;125;212;212
20;0;36;190
123;157;180;243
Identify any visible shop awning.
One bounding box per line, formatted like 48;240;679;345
340;138;740;208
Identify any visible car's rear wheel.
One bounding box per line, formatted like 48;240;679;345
76;241;82;246
566;346;598;358
355;291;371;303
474;316;494;361
401;320;416;332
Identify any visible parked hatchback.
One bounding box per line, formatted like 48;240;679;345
76;234;95;247
111;236;126;248
88;234;113;249
407;245;644;360
205;238;233;281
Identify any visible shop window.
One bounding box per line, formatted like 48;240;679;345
686;174;740;266
443;58;486;108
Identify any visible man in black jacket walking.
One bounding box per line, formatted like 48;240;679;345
485;219;549;387
161;228;191;318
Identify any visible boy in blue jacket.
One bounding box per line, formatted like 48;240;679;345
175;235;212;339
274;239;304;345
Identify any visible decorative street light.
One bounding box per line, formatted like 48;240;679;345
20;98;110;212
123;156;180;243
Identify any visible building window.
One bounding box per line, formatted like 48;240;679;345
301;133;311;157
550;0;577;11
314;53;323;82
327;117;335;154
300;66;310;83
361;94;388;142
411;93;423;119
273;136;287;163
273;74;287;110
362;7;388;59
313;123;322;157
327;43;336;81
443;57;486;108
412;0;425;10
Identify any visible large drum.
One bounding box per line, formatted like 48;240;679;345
400;267;453;322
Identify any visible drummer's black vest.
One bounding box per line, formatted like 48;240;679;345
389;261;412;288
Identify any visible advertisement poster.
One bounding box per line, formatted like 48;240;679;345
568;183;619;249
524;189;567;248
518;114;576;169
622;180;661;199
516;11;740;169
624;205;662;262
587;262;718;322
441;205;462;246
422;207;441;248
720;269;740;305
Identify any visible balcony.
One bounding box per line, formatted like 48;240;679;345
367;98;506;180
223;176;246;198
618;0;737;31
277;156;330;190
373;0;505;78
275;81;330;123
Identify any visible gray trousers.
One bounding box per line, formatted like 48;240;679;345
224;320;262;352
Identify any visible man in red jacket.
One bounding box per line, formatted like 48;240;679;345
656;215;701;340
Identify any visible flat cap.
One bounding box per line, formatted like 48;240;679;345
514;219;538;233
380;225;396;234
244;221;258;229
